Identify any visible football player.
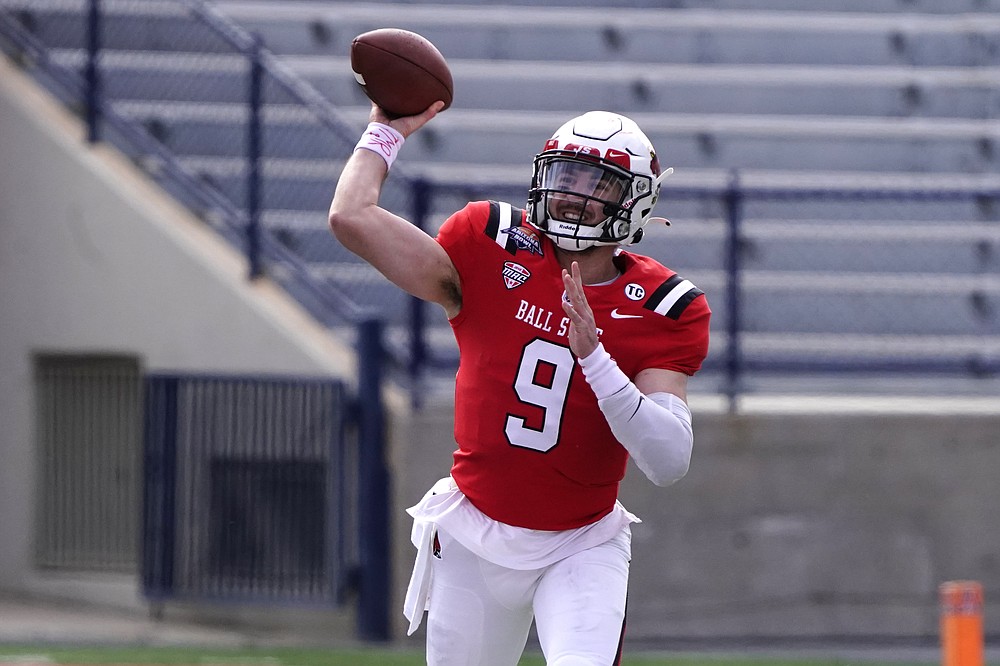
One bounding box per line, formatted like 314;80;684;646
329;102;710;665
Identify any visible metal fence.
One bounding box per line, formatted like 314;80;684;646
406;177;1000;402
1;0;998;404
142;321;390;640
32;337;392;640
142;374;351;604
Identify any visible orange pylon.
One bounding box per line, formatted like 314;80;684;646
940;580;984;666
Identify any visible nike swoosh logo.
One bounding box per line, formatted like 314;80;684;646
610;308;643;320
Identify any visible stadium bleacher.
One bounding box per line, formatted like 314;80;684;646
2;0;998;383
212;0;1000;377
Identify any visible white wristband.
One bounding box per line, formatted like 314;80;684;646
355;122;405;170
578;343;630;400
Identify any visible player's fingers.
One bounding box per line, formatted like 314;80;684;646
560;299;576;320
563;296;587;318
392;101;445;138
564;266;585;303
567;264;582;299
570;262;596;317
412;100;444;125
561;269;579;303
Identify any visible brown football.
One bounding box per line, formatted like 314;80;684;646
350;28;454;118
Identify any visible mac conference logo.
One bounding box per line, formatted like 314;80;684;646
502;262;530;289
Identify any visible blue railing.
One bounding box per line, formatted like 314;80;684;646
1;0;998;409
403;177;1000;405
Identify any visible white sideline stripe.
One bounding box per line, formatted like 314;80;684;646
494;201;513;249
653;279;696;316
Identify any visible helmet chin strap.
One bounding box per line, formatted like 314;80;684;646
550;228;602;252
548;235;582;251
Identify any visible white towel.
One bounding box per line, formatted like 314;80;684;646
402;518;435;635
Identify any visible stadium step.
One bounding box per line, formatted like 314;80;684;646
6;0;999;353
213;2;1000;67
110;99;1000;175
214;0;1000;16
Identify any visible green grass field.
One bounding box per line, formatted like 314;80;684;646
0;644;944;666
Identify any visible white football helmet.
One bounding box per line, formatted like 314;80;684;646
527;111;672;251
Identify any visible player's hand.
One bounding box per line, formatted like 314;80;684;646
561;261;599;359
369;101;445;139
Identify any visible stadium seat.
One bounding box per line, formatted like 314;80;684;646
4;0;998;370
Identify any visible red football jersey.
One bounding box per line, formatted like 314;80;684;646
436;201;711;530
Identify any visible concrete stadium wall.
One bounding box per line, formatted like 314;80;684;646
0;57;359;611
401;398;1000;644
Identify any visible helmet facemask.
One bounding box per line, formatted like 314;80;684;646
534;157;636;251
527;111;669;252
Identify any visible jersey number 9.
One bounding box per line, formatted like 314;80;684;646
504;339;574;453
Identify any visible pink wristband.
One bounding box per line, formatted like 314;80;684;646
355;122;405;169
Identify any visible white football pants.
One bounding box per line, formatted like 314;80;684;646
425;526;631;665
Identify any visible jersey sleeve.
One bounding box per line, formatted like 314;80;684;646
659;293;711;375
624;262;712;377
434;200;492;284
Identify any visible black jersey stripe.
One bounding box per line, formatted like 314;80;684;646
642;274;703;320
665;286;704;319
483;200;523;254
642;275;684;312
483;200;502;241
509;205;525;228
